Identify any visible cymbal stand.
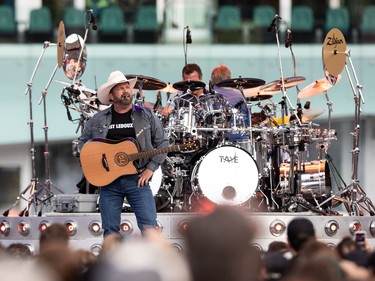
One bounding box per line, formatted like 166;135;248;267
4;42;52;216
341;49;375;215
37;63;65;210
323;90;334;153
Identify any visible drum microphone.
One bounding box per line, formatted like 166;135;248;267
304;100;311;109
87;9;97;30
285;28;292;48
267;14;282;32
186;26;192;44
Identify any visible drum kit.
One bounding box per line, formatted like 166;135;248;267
57;27;374;216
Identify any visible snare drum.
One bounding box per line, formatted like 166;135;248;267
191;145;259;205
279;160;331;204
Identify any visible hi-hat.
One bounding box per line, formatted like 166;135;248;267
216;77;265;89
125;74;167;90
160;83;178;93
298;74;341;99
260;76;305;92
322;28;346;77
173;80;206;91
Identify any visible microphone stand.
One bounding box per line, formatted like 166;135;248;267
270;18;308;212
72;10;95;85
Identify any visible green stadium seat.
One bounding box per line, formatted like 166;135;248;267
63;6;85;37
324;7;350;40
251;5;276;43
98;5;127;43
291;5;315;43
26;7;54;43
359;5;375;43
213;5;243;43
133;5;160;43
0;5;17;42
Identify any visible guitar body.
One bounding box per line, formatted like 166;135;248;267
80;137;199;186
80;138;139;186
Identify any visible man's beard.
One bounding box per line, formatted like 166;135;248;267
114;93;133;106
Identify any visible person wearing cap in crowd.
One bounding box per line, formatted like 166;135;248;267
78;70;169;236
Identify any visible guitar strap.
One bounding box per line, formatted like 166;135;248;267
133;108;146;149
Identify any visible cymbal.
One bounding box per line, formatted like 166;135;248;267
246;94;273;101
322;28;346;77
260;76;306;92
243;85;281;97
159;83;178;93
273;108;324;125
298;75;341;99
57;21;65;68
216;77;265;89
173;80;206;91
125;74;167;91
302;108;325;121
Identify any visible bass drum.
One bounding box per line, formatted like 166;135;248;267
278;160;332;206
191;145;259;206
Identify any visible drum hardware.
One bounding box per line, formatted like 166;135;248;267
3;23;69;217
319;28;375;216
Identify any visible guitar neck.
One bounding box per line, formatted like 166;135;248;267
128;144;181;161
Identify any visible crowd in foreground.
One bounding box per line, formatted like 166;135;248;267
1;206;375;281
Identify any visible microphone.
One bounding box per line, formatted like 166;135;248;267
62;94;73;121
285;28;292;48
304;101;311;109
87;9;97;30
186;26;192;44
153;91;162;112
267;14;282;32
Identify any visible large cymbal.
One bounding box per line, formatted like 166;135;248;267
260;76;305;92
216;77;265;89
172;80;206;91
125;74;167;90
322;28;346;77
159;83;178;93
57;21;65;68
298;75;341;99
243;85;281;99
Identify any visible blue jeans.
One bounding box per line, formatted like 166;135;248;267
99;174;157;236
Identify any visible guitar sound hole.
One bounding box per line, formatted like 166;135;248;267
115;152;129;166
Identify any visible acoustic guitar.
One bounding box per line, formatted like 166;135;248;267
80;137;199;186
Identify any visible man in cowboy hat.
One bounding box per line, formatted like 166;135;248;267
78;70;169;236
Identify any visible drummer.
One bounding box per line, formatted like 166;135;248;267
161;63;208;117
210;65;250;140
